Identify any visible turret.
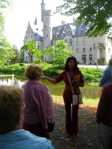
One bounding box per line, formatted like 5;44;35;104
41;0;46;22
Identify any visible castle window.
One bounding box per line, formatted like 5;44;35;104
93;43;95;49
38;43;39;49
83;38;85;45
79;28;83;34
83;48;86;53
56;32;59;37
65;39;67;42
69;39;72;46
89;54;92;61
76;38;78;45
63;32;65;37
69;31;72;36
82;55;86;63
90;47;92;53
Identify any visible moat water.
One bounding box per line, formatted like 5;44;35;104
0;75;101;99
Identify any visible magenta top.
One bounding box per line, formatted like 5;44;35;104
22;80;54;129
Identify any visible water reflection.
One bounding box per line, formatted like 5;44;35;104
0;77;101;99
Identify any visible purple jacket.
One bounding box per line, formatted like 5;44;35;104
22;80;54;129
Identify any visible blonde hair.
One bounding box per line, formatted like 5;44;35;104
0;85;24;134
24;64;43;80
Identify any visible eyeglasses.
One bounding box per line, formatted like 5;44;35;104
23;103;26;108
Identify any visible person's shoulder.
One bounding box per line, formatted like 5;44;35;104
23;130;54;149
62;70;66;74
105;65;110;71
77;69;82;74
36;81;49;91
21;81;28;88
34;137;54;148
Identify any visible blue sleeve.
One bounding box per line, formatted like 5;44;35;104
100;67;111;86
39;139;55;149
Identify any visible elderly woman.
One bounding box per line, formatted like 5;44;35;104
22;64;54;139
0;85;54;149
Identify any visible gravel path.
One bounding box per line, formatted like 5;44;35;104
50;97;100;149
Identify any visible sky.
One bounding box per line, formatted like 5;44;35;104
4;0;74;49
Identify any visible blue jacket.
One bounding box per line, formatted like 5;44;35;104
100;65;112;89
0;129;55;149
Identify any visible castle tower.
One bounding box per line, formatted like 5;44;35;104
41;0;52;61
41;0;45;22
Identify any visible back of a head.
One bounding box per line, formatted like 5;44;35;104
109;58;112;66
24;64;43;80
0;85;23;134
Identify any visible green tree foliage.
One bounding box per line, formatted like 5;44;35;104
56;0;112;37
0;46;15;66
0;0;10;42
21;41;42;63
19;49;24;63
0;0;15;66
43;40;74;66
10;48;20;64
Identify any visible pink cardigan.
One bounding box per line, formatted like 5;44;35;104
22;80;54;129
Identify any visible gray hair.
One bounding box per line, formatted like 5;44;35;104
108;58;112;65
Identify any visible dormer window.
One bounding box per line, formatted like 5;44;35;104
57;32;59;37
79;28;83;34
63;32;65;37
69;39;72;46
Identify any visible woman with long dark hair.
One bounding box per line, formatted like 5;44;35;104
42;56;84;136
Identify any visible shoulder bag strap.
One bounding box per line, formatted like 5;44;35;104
66;72;75;95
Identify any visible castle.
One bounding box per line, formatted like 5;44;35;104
23;0;112;64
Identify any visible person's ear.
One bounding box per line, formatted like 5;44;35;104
18;113;24;125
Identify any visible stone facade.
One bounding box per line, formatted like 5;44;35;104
23;0;112;64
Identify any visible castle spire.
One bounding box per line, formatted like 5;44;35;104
41;0;46;22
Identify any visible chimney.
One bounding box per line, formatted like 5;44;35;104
61;21;66;25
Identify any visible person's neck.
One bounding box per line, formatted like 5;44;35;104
70;69;73;72
15;124;22;131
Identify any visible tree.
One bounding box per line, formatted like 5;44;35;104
0;0;15;66
19;49;24;63
56;0;112;37
0;46;15;66
43;40;74;66
0;0;11;43
10;48;20;64
21;41;42;63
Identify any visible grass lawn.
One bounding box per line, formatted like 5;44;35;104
52;95;99;108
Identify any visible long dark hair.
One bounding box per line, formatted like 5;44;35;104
64;56;79;72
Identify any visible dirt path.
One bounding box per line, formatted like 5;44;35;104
50;97;100;149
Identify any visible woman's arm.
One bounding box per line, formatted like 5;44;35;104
41;75;57;84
